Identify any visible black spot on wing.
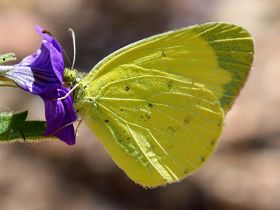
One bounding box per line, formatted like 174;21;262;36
167;80;173;89
200;156;206;162
184;115;191;125
184;169;189;174
167;126;176;135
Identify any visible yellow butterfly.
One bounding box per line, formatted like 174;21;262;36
65;22;254;187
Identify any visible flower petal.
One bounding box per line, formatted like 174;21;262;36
0;25;65;95
1;65;61;94
36;25;64;82
42;87;77;145
54;124;76;145
19;25;64;83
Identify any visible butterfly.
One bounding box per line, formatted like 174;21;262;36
65;22;254;187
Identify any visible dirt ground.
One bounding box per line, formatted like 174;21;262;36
0;0;280;209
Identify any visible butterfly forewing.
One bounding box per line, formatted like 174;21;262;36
82;22;254;112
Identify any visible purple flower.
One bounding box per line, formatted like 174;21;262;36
0;26;77;145
42;87;77;145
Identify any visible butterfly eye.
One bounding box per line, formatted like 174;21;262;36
64;68;77;84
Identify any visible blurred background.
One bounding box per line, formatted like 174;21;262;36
0;0;280;209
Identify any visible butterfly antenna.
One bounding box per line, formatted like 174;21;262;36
68;28;76;69
63;48;71;66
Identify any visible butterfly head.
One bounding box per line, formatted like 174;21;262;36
64;68;78;86
64;67;88;84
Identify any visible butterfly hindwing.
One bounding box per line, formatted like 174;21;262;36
77;67;223;187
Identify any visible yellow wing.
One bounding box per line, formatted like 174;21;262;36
76;67;223;187
82;22;254;112
76;22;254;187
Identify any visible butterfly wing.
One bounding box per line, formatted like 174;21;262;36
77;67;223;187
82;22;254;112
76;22;254;186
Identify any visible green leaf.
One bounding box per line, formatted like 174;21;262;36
0;111;53;143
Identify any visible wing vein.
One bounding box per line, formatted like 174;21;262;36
98;102;197;173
